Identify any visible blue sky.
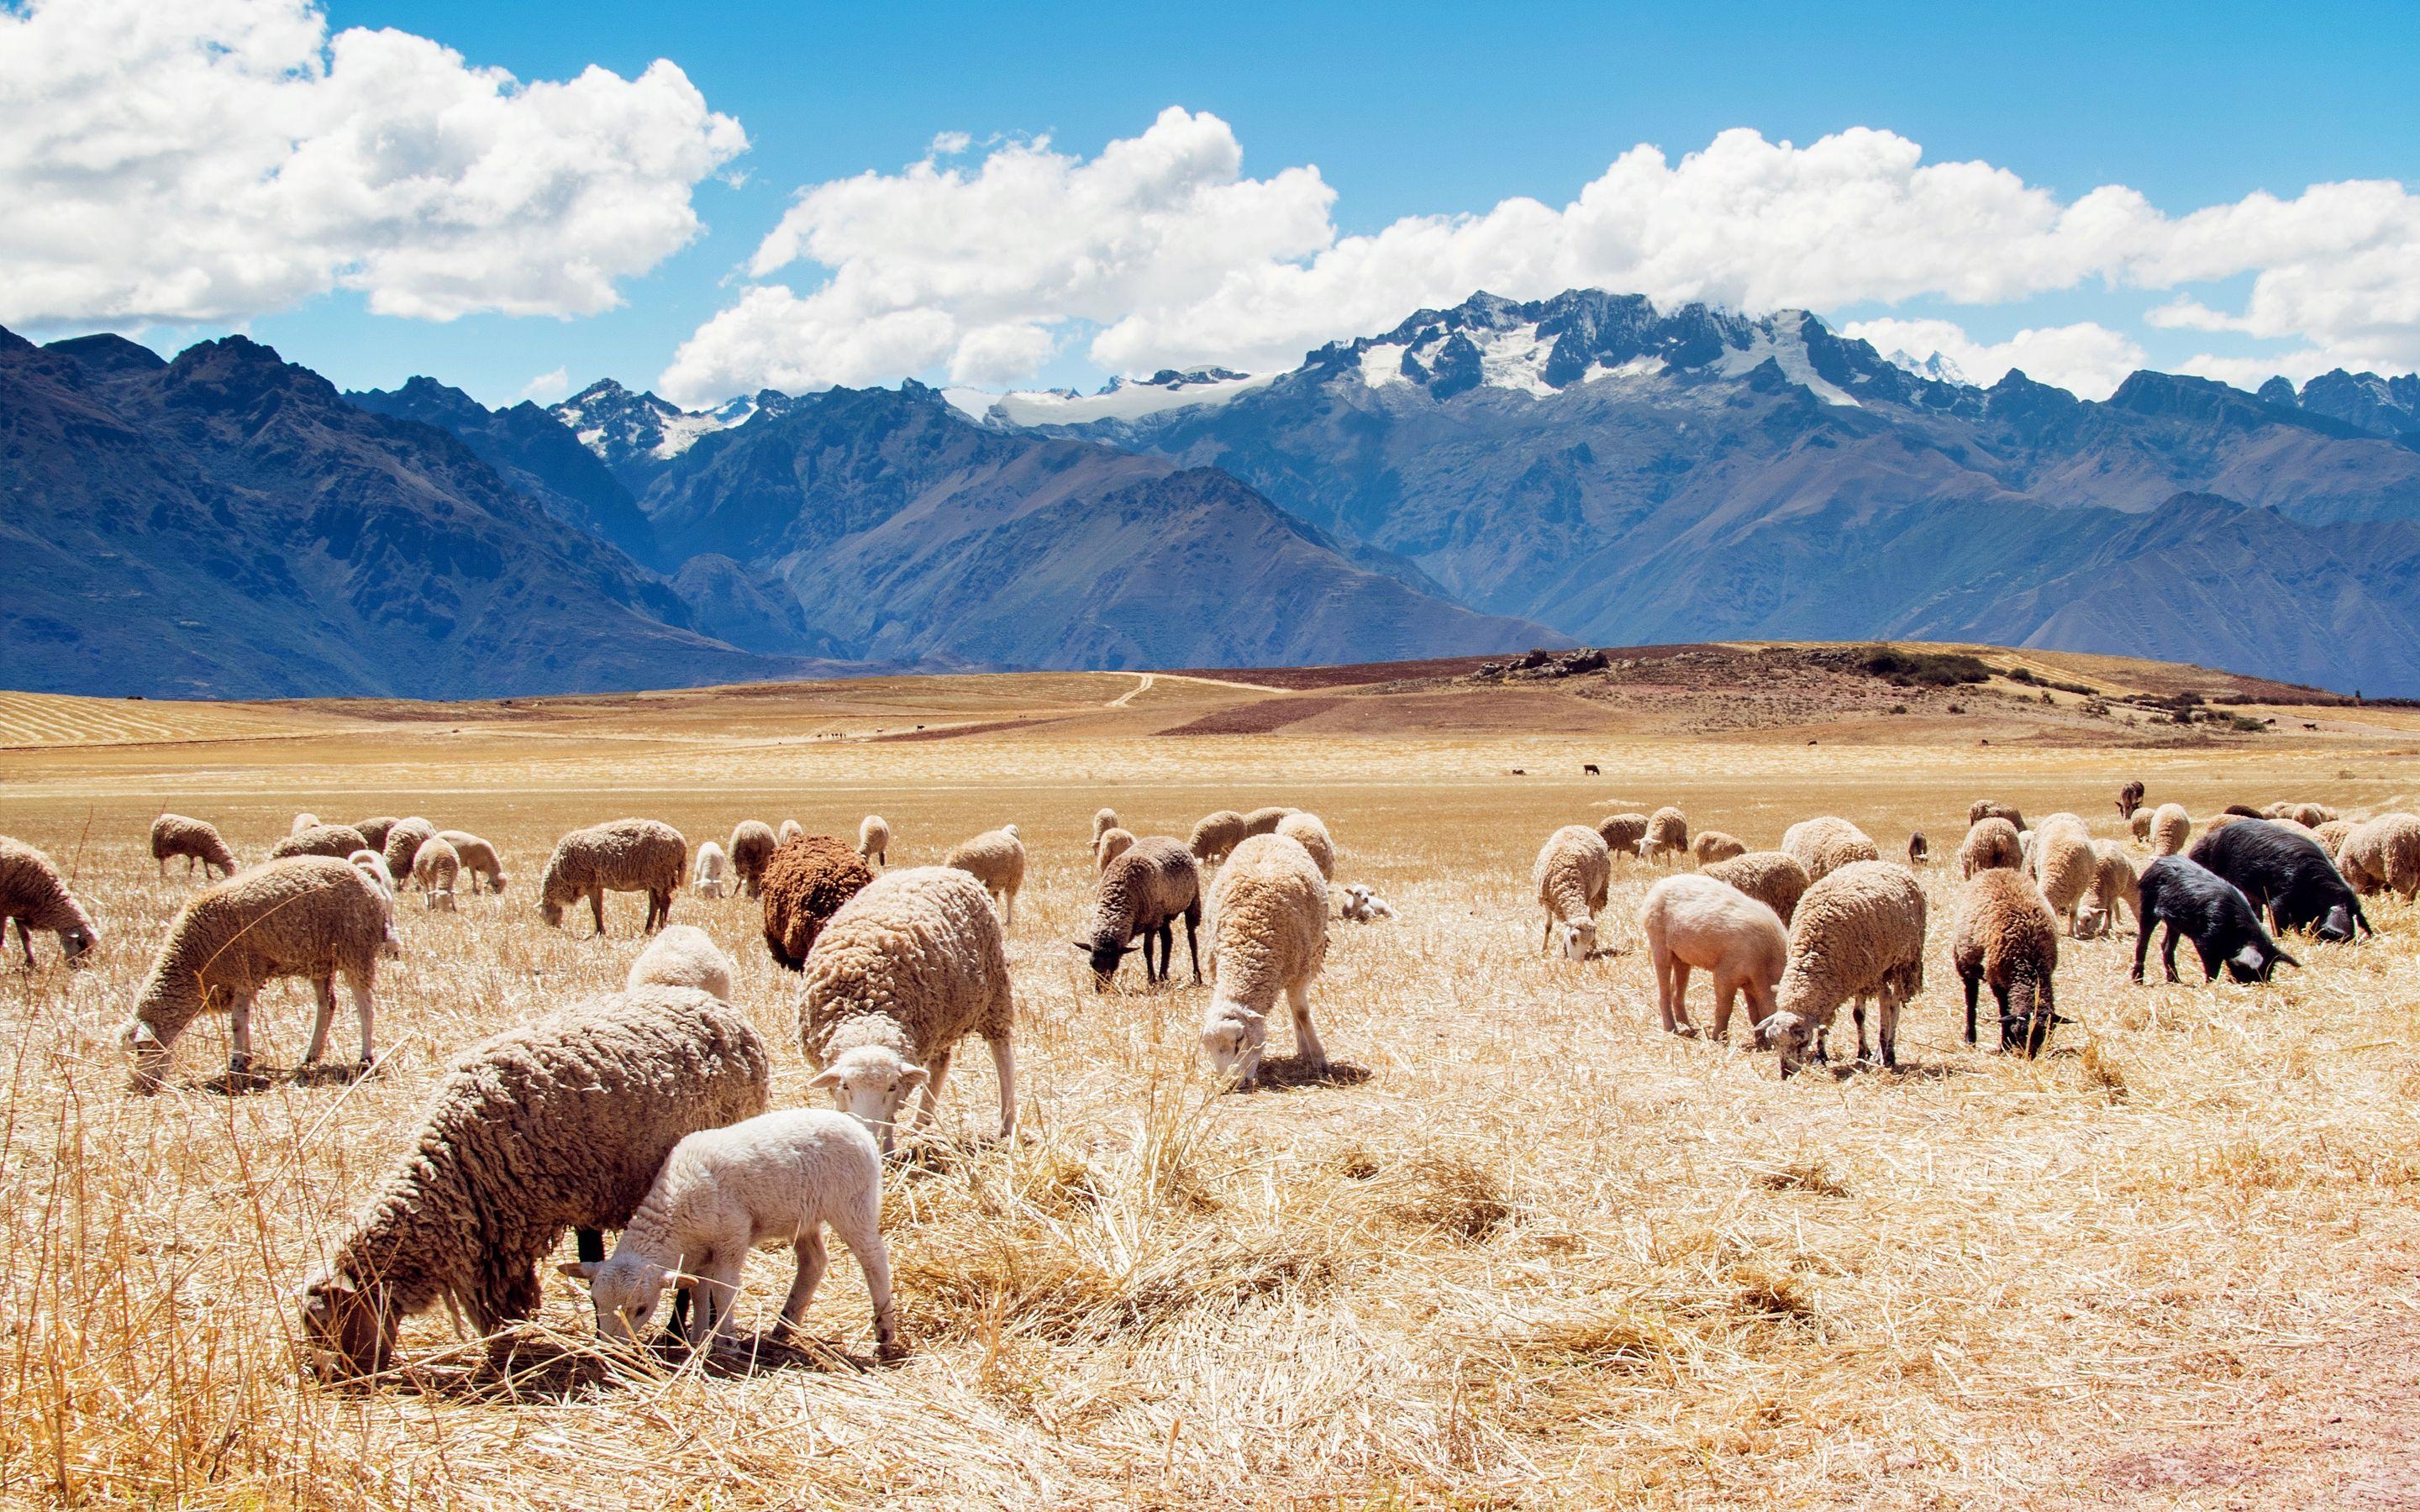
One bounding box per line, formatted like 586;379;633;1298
10;0;2417;406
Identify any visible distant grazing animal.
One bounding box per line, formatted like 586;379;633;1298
292;812;322;835
692;841;729;899
2149;804;2191;858
1959;818;2023;879
857;815;891;868
1907;832;1929;865
1;836;101;969
760;836;876;971
777;820;805;847
1968;801;2026;831
1076;837;1202;987
1095;827;1137;874
1637;874;1786;1041
1200;835;1330;1089
2030;815;2097;936
1583;763;1601;775
1595;813;1649;858
1691;830;1748;866
2133;857;2296;984
1092;808;1119;844
1755;861;1925;1077
150;814;237;880
1187;810;1249;865
271;823;370;863
378;819;438;900
2129;810;2154;843
1639;807;1689;864
538;819;686;936
1240;806;1296;838
2116;780;2145;820
2186;819;2370;942
1533;825;1612;960
411;836;460;912
1952;869;2060;1055
439;832;506;894
943;825;1026;928
2223;804;2265;820
2081;841;2142;940
727;822;778;899
351;818;399;853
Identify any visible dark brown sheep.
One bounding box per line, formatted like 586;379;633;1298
761;835;876;970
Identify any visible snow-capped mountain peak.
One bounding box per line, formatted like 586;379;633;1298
1886;349;1971;386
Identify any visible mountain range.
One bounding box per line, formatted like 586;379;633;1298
6;286;2420;699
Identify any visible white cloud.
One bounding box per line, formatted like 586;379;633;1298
1838;318;2148;401
518;366;571;402
664;109;2420;404
0;0;746;330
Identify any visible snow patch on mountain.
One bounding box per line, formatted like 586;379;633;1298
1359;344;1411;389
1886;349;1971;386
968;367;1276;426
1716;322;1861;407
1475;324;1557;397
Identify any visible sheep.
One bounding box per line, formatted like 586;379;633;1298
411;836;460;913
2264;801;2337;827
800;866;1016;1152
567;1108;897;1357
438;831;507;894
693;841;730;899
1187;810;1249;864
538;819;686;936
1958;817;2023;879
1533;824;1612;961
298;985;771;1376
1076;837;1203;988
351;817;399;853
271;823;370;863
1092;807;1120;844
1240;806;1296;838
2335;813;2420;899
292;812;322;835
379;818;438;896
942;824;1026;928
777;820;804;847
2080;840;2142;939
1781;816;1880;884
2187;819;2370;942
1095;827;1137;874
760;835;876;970
1969;800;2026;831
1691;829;1749;866
1907;832;1930;866
1199;834;1329;1089
2148;803;2191;858
1595;812;1649;858
1754;861;1926;1077
2117;780;2146;820
2310;817;2357;863
2129;810;2154;843
121;856;396;1086
628;923;735;1001
1275;811;1337;879
1951;868;2060;1055
1637;873;1786;1040
857;815;891;868
2032;814;2098;936
2133;857;2297;984
1339;883;1397;922
1700;851;1811;927
1;836;101;969
1639;806;1689;864
727;821;778;899
150;814;236;880
347;849;397;904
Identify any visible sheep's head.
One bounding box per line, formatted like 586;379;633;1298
808;1046;928;1152
1555;919;1597;961
297;1267;396;1378
1074;934;1134;987
1754;1011;1824;1078
538;899;566;927
560;1255;693;1344
2316;904;2355;943
490;872;509;895
1200;999;1267;1087
119;1017;169;1091
60;923;97;964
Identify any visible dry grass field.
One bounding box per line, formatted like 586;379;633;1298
5;650;2420;1509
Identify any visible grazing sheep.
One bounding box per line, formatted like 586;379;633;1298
1091;808;1120;844
1958;818;2024;879
1700;851;1811;927
2133;857;2297;984
1533;824;1612;961
299;986;771;1375
1754;861;1926;1077
1591;814;1647;859
1199;834;1329;1089
728;822;779;899
1275;811;1337;879
438;832;507;894
1907;832;1929;866
1781;816;1880;884
2117;780;2145;820
150;814;237;880
857;815;891;868
1240;806;1296;838
1095;827;1137;874
539;819;686;936
1691;829;1749;866
347;849;397;905
2223;803;2265;820
379;818;438;896
1639;806;1690;864
2264;801;2337;827
292;812;322;835
2148;803;2191;858
777;820;804;847
693;841;730;899
1951;869;2060;1055
943;825;1026;928
627;924;735;1001
271;823;370;862
760;836;876;971
570;1108;897;1356
122;857;397;1085
2081;841;2142;939
1;836;101;969
351;817;399;853
1339;883;1397;922
800;867;1016;1152
1077;837;1202;987
2031;814;2098;936
1969;800;2026;831
1187;810;1249;865
411;836;460;913
1637;873;1786;1040
2310;818;2356;862
2335;813;2420;899
2129;810;2154;843
2187;819;2370;942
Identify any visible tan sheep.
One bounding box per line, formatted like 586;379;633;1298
777;819;805;847
2080;840;2141;938
1595;812;1649;858
1095;827;1138;874
2031;815;2097;936
1274;811;1337;880
1;835;101;968
1092;807;1120;843
943;824;1026;928
539;819;686;936
1781;816;1880;884
351;817;399;853
1700;851;1811;926
2310;818;2355;859
1958;817;2023;879
150;813;236;880
1200;834;1329;1089
728;821;779;899
1951;868;2060;1054
1187;810;1249;864
1240;806;1296;838
1638;873;1786;1040
2128;809;2154;843
2336;814;2420;899
1755;861;1925;1077
1968;800;2027;831
438;831;507;894
379;818;438;895
271;823;369;863
2148;803;2191;858
122;856;397;1086
411;835;460;913
628;923;736;1001
857;815;891;868
291;812;322;835
1533;824;1612;960
1691;830;1749;866
1639;806;1690;864
1077;837;1203;987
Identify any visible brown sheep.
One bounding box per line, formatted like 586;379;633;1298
1958;817;2023;879
1952;869;2060;1055
1691;829;1749;866
2116;780;2145;820
271;823;370;862
351;817;400;853
760;835;876;970
1595;812;1650;857
1;836;101;968
1077;837;1203;987
1968;800;2026;832
538;819;686;936
379;818;439;895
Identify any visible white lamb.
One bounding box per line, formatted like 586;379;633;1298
566;1108;898;1358
1637;874;1787;1041
1339;883;1396;922
628;924;736;1002
693;841;730;899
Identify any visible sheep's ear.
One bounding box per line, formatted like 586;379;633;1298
665;1270;699;1292
899;1065;930;1091
806;1067;845;1090
2272;948;2301;970
555;1261;595;1281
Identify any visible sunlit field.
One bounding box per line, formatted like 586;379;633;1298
5;660;2419;1508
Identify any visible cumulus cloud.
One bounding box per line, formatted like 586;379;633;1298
518;366;571;402
0;0;746;330
663;109;2420;405
1838;318;2148;401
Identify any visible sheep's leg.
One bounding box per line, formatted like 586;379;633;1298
1669;962;1695;1037
692;1252;748;1347
1962;971;1981;1044
1003;886;1016;931
156;855;166;879
1648;939;1676;1032
302;976;337;1064
1852;999;1870;1063
1542;914;1553;956
1184;906;1202;984
1156;922;1176;984
588;887;607;937
1711;973;1738;1041
228;994;255;1074
988;1036;1017;1140
831;1200;898;1357
15;919;33;970
912;1047;955;1136
778;1228;828;1334
1287;980;1327;1069
2160;926;2184;984
346;972;376;1068
1877;989;1900;1069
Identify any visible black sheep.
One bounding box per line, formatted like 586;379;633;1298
2186;819;2370;942
2133;857;2298;984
